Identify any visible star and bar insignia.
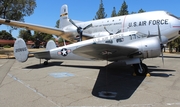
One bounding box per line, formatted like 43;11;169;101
57;48;71;57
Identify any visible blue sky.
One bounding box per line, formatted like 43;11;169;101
1;0;180;38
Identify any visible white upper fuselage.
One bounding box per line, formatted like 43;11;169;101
63;11;180;41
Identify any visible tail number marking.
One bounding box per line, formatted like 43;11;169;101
15;47;27;53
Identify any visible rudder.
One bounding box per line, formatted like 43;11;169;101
60;4;70;28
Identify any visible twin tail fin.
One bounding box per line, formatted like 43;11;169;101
14;38;29;62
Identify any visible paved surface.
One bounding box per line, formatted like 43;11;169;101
0;53;180;107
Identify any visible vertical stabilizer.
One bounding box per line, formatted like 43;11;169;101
46;40;57;51
60;4;70;28
14;38;29;62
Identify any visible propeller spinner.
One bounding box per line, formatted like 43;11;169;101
69;19;92;41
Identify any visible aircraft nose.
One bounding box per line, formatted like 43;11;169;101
172;20;180;31
177;21;180;34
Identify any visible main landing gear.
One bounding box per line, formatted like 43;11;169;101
43;60;49;65
39;59;49;65
133;63;148;76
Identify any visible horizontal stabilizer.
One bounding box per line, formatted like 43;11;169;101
30;51;51;59
14;38;29;62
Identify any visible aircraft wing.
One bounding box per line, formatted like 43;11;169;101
73;44;139;61
0;18;77;42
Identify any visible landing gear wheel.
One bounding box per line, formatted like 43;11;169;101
133;63;148;76
43;61;48;65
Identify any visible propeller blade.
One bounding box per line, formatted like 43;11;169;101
83;24;93;30
158;25;162;43
116;30;121;34
148;31;150;36
69;19;78;28
79;32;83;41
104;27;113;35
158;25;165;66
161;49;164;66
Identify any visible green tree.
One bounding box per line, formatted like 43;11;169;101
172;37;180;52
33;31;53;42
0;0;36;21
0;30;15;40
111;7;117;17
117;1;128;16
32;31;53;48
166;37;180;53
167;41;175;53
131;9;146;14
138;9;146;13
94;0;107;20
43;34;53;42
131;11;137;14
18;29;32;42
55;19;60;28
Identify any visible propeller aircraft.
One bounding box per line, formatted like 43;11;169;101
0;4;180;76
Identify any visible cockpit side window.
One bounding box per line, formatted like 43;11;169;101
132;34;136;39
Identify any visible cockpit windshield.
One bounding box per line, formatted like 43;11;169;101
166;12;180;20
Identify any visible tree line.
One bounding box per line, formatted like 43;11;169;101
0;0;54;47
94;0;145;20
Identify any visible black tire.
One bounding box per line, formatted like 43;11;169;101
44;61;48;65
133;63;148;76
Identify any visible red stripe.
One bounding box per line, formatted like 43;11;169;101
173;26;180;28
122;15;127;32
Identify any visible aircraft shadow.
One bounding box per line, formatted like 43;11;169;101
23;61;175;100
92;63;145;101
60;65;103;69
159;55;180;59
148;67;175;77
24;61;63;69
92;63;175;100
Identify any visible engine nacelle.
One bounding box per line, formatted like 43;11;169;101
141;37;161;58
128;37;163;58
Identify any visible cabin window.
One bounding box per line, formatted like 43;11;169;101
116;38;124;43
129;35;132;40
105;40;113;44
129;34;137;40
132;34;136;39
